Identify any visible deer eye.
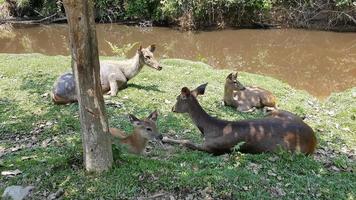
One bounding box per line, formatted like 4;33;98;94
146;127;152;132
145;55;151;59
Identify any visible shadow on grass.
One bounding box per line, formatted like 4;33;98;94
1;71;80;140
127;83;164;93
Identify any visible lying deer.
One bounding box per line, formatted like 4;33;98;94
224;72;276;112
164;83;316;155
51;44;162;104
110;111;163;154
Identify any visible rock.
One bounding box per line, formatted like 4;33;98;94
2;185;34;200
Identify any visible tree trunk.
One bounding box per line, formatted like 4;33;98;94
63;0;113;172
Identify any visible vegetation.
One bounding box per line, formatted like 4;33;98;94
0;54;355;199
1;0;355;30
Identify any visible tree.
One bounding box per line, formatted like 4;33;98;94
63;0;113;172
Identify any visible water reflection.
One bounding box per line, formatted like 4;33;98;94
0;24;355;98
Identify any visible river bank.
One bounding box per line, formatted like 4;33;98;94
1;24;355;98
1;0;355;31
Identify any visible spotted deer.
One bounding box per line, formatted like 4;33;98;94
51;44;162;104
164;83;316;155
110;111;163;154
224;72;276;112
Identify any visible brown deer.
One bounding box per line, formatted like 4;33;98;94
52;44;162;104
110;111;163;154
164;83;316;155
224;72;276;112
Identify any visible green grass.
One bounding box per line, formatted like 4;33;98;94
0;54;355;199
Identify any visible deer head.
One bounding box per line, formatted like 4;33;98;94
226;72;245;90
172;83;208;113
138;44;162;70
129;111;162;140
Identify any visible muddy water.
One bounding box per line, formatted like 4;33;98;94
1;24;355;98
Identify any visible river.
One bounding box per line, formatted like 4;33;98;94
1;24;355;98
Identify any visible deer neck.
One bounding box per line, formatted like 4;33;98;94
130;129;148;153
186;99;220;137
124;53;145;80
224;84;234;103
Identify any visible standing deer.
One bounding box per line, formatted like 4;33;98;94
51;44;162;104
164;83;316;155
110;111;163;154
224;72;276;112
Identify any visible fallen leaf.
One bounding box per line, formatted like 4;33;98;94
11;145;22;152
21;155;37;160
330;166;340;172
47;188;64;200
268;156;279;162
267;170;277;177
1;169;22;176
41;93;49;98
270;186;286;197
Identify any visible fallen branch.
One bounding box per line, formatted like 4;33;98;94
0;13;61;25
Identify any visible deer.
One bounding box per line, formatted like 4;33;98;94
224;72;276;112
51;44;162;104
163;83;317;155
110;111;163;154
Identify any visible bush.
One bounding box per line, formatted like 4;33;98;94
2;0;354;30
94;0;124;22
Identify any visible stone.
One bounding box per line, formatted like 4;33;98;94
2;185;34;200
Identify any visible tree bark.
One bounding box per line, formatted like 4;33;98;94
63;0;113;172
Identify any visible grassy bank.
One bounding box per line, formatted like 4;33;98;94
0;54;355;199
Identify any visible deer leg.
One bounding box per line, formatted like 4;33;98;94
237;105;255;113
262;106;276;115
107;72;127;96
162;137;207;152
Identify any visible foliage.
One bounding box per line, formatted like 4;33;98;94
3;0;355;30
106;41;138;58
94;0;124;22
4;0;62;17
124;0;161;20
0;54;355;199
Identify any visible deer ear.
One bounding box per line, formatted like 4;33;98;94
148;44;156;52
137;45;143;54
147;110;158;121
181;87;191;98
129;114;142;126
191;83;208;97
233;72;238;79
227;72;233;80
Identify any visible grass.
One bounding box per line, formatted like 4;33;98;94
0;54;355;199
